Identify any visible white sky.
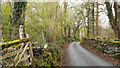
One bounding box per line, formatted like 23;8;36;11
1;0;120;2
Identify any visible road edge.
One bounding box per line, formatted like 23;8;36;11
80;43;119;67
57;42;71;66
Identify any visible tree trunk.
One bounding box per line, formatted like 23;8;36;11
0;1;1;25
11;2;27;40
0;1;2;41
21;3;27;38
63;2;67;39
68;26;71;40
96;1;99;36
54;2;59;42
87;6;90;37
114;1;120;39
11;24;19;40
118;6;120;39
92;2;95;37
77;27;80;38
105;2;118;38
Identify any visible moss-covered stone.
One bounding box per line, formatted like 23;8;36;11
82;37;120;59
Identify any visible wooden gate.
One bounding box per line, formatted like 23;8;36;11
0;38;34;66
0;25;34;66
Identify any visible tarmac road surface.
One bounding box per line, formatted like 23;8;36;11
68;42;115;67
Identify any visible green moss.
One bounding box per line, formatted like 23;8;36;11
113;54;120;59
114;38;120;41
0;38;28;47
82;37;120;54
108;39;120;46
94;36;103;41
35;50;56;66
118;64;120;67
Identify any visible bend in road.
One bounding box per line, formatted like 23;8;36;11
68;42;114;66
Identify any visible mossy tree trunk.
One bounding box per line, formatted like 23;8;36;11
105;2;118;38
68;26;71;39
105;1;120;39
96;0;99;36
92;2;95;37
118;6;120;39
0;1;1;24
0;1;2;36
54;2;58;42
63;2;67;40
87;5;90;37
114;1;120;39
11;2;27;40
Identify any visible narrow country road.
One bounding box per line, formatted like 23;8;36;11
68;42;114;66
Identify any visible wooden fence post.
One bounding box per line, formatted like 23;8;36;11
1;25;34;66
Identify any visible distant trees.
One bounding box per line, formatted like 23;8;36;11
25;1;87;44
86;2;96;37
2;0;120;44
2;3;12;42
84;0;120;39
